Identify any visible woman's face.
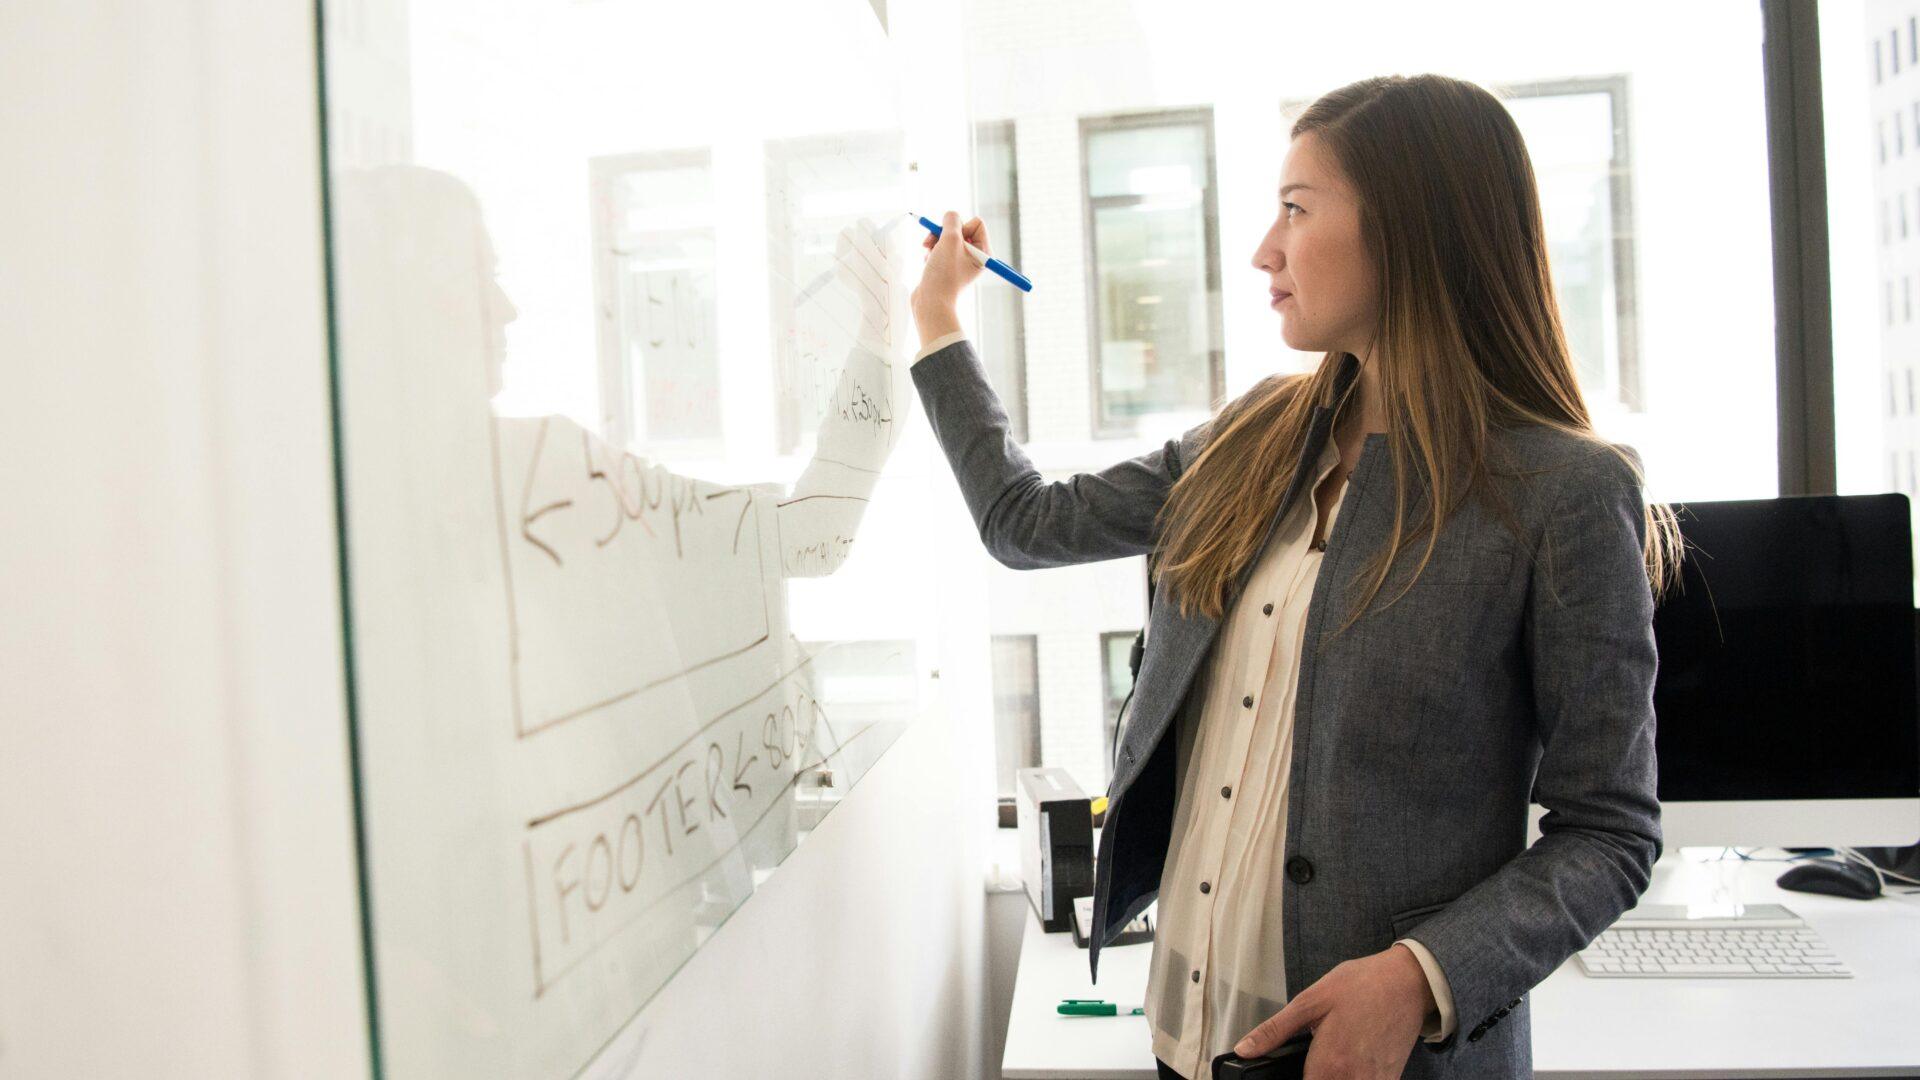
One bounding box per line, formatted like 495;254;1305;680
1250;132;1379;358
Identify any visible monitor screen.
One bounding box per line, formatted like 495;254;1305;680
1653;494;1920;802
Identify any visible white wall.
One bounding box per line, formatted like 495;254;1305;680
0;1;368;1076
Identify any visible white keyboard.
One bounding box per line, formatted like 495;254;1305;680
1576;904;1852;979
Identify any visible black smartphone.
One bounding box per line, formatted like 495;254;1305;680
1210;1034;1311;1079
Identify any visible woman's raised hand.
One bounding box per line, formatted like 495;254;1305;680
910;210;988;341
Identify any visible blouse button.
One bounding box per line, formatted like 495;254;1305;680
1191;969;1201;983
1199;881;1211;894
1263;602;1274;616
1242;695;1254;709
1220;785;1232;799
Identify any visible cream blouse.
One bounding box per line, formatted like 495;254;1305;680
1144;436;1456;1079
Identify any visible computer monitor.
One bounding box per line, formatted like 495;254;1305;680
1528;493;1920;849
1651;494;1920;848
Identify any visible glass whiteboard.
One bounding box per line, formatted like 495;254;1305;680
320;0;944;1074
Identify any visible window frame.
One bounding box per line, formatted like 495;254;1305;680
1765;0;1836;496
1098;629;1140;779
1078;106;1227;439
989;633;1043;810
1489;75;1645;412
973;118;1031;441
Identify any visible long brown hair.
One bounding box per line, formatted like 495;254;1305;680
1155;73;1682;625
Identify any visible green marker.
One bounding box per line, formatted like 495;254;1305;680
1058;998;1145;1017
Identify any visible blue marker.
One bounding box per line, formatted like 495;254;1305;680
916;214;1034;293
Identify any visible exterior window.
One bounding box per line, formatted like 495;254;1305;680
1502;77;1643;410
974;120;1030;440
1081;109;1225;436
991;635;1042;799
590;150;721;453
1100;630;1140;775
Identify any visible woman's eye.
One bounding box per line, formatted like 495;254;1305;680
1282;201;1303;219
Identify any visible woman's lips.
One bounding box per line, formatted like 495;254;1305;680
1270;290;1292;307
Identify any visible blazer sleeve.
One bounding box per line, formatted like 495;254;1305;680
1402;442;1662;1058
910;338;1209;570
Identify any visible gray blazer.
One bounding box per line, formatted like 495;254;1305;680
912;340;1661;1077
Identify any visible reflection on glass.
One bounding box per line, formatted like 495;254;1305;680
330;156;917;1076
765;132;910;453
1084;111;1223;434
592;151;721;452
322;0;935;1065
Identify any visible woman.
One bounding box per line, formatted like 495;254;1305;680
911;74;1682;1080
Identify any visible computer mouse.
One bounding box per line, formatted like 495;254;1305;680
1777;858;1883;900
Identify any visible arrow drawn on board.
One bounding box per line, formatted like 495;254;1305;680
519;417;571;566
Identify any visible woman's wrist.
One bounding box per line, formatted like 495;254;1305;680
1389;943;1439;1022
912;303;962;346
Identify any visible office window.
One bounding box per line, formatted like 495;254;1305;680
589;151;722;453
1907;368;1914;416
764;131;910;453
1081;109;1225;436
1881;118;1889;164
1502;77;1642;410
990;635;1042;799
1903;192;1909;239
1890;371;1898;418
1877;38;1885;85
1889;279;1897;327
1907;276;1912;323
974;120;1030;441
1912;102;1919;144
1098;630;1140;774
1895;28;1903;75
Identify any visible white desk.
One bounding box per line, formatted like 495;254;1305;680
1002;853;1920;1079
